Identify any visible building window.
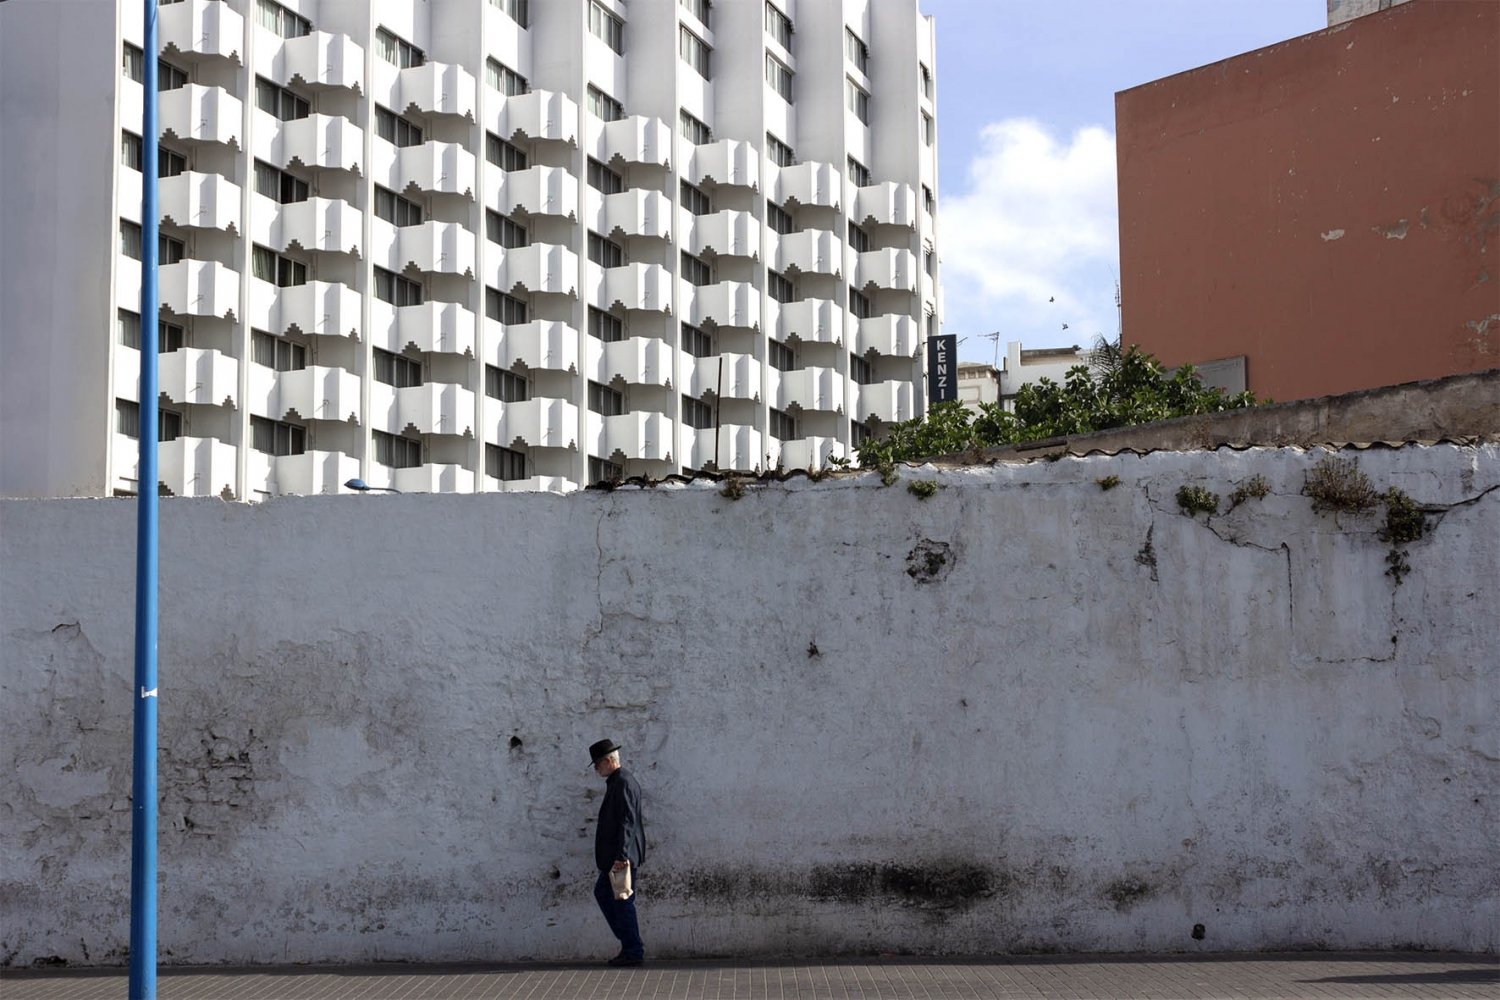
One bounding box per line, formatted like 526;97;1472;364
117;311;186;353
485;364;529;402
848;287;872;319
158;234;185;264
766;201;794;235
766;133;794;167
255;77;310;121
680;180;712;217
252;330;306;371
252;245;307;286
846;79;870;124
681;323;713;358
486;133;528;171
487;444;527;481
588;1;624;53
765;2;792;49
680;251;712;287
486;288;529;324
767;270;795;304
374;266;424;306
588;380;624;416
159;147;188;178
373;347;423;388
120;220;142;259
123;43;144;82
850;353;874;385
250;416;307;456
768;339;795;371
588;232;626;268
589;456;623;482
682;395;713;429
681;0;711;27
844;28;869;74
587;157;623;194
587;85;624;122
679;27;711;79
679;109;711;147
851;420;872;446
923;185;936;214
124;135;188;177
159;60;189;91
375;27;424;68
116;399;182;442
765;55;793;102
589;307;625;343
121;131;143;170
121;222;186;265
373;430;422;469
769;406;796;441
847;221;869;252
920;63;933;99
926;310;937;339
847;156;871;187
489;0;529;30
254;160;309;203
925;247;936;276
375;106;423;147
922;112;934;147
255;0;310;38
486;58;529;96
374;186;424;227
486;210;528;248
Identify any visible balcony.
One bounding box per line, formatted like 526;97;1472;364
778;160;840;210
500;90;578;146
274;197;362;257
160;437;238;498
160;260;238;320
391;464;476;493
682;424;762;472
394;62;476;121
688;139;759;191
596;190;671;241
858;379;917;424
779;367;844;414
489;319;579;374
372;381;476;438
779;298;845;347
159;348;239;408
500;166;578;220
857;249;918;293
600;263;671;314
778;437;846;472
598;337;673;388
498;243;578;297
158;171;240;232
599;411;673;463
265;365;363;424
393;221;475;276
282;31;363;92
160;0;244;63
491;396;579;450
267;450;361;496
593;115;672;169
274;114;363;174
777;230;840;278
266;280;362;339
689;210;757;260
856;314;918;358
686;352;760;401
690;281;758;329
397;141;475;198
375;301;477;357
854;181;917;229
160;84;241;147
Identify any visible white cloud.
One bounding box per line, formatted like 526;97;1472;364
939;118;1120;360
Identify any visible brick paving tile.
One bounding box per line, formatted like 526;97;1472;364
2;954;1496;1000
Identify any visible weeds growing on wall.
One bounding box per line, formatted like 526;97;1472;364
1380;487;1426;544
1176;485;1220;516
907;480;939;500
1304;457;1378;513
1228;474;1271;509
1096;475;1121;491
719;476;746;500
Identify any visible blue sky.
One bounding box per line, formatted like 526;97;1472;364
919;0;1329;364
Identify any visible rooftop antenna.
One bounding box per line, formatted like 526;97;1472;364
981;331;1001;369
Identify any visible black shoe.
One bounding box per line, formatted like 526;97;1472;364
607;953;644;967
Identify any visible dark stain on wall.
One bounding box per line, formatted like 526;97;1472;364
654;860;1002;914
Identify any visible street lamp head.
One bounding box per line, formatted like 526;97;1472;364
344;478;370;492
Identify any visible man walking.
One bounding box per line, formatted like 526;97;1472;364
588;738;645;966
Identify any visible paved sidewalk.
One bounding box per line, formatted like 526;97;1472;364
2;953;1496;1000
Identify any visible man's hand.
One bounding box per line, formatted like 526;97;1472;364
612;860;628;872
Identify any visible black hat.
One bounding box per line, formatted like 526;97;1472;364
588;739;621;767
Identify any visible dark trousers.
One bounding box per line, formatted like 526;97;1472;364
593;869;644;959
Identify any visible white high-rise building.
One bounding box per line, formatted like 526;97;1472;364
0;0;940;499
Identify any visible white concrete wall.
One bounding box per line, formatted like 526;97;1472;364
2;443;1496;966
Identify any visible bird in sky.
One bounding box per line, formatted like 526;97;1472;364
1062;323;1069;330
1048;296;1054;303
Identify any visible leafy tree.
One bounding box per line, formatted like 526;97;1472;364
856;345;1261;466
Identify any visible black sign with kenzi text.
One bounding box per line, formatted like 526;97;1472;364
927;334;957;403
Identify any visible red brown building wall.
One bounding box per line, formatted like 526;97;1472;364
1116;0;1499;402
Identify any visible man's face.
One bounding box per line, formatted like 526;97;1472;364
594;755;619;777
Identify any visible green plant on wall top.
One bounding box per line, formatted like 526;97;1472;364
907;479;939;500
1304;456;1378;513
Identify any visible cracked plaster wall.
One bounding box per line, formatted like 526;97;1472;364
1;444;1496;966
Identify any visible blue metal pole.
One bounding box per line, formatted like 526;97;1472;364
130;0;161;995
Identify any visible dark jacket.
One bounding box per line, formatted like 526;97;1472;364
595;767;645;872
